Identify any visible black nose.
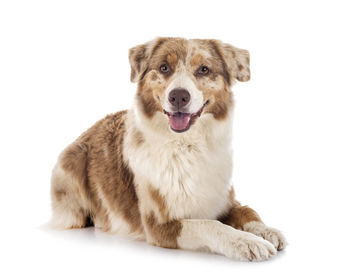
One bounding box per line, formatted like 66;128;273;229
168;88;190;109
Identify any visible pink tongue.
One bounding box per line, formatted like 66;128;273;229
169;113;191;131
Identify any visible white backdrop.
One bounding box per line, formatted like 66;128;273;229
1;0;349;275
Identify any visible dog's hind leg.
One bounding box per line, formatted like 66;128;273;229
50;142;92;229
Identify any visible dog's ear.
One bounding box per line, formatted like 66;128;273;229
129;43;149;83
129;38;164;83
219;42;251;83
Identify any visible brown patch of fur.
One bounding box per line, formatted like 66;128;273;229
166;52;178;66
221;205;261;230
53;111;143;234
148;185;168;221
137;81;164;118
202;86;233;120
190;53;204;67
145;211;182;249
53;188;66;202
219;188;261;230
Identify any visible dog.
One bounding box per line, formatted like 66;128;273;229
50;37;286;261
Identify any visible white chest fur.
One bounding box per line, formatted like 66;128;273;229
124;109;234;220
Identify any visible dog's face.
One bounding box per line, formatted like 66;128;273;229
129;37;250;133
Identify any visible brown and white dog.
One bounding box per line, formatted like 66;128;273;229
50;37;286;261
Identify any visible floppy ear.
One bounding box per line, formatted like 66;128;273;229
129;43;148;83
129;38;164;83
221;43;251;82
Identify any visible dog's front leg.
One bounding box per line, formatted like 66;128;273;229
138;184;276;261
177;219;277;261
143;216;276;261
221;200;287;251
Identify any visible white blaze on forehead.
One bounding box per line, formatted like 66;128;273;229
163;72;204;114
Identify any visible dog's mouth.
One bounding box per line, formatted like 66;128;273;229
164;100;209;133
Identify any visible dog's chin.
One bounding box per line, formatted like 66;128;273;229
163;101;209;133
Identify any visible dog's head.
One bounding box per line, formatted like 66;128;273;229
129;37;250;134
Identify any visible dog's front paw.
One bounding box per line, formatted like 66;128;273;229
243;221;287;251
232;233;277;261
222;231;277;261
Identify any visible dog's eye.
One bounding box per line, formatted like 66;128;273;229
197;66;210;76
159;64;170;74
